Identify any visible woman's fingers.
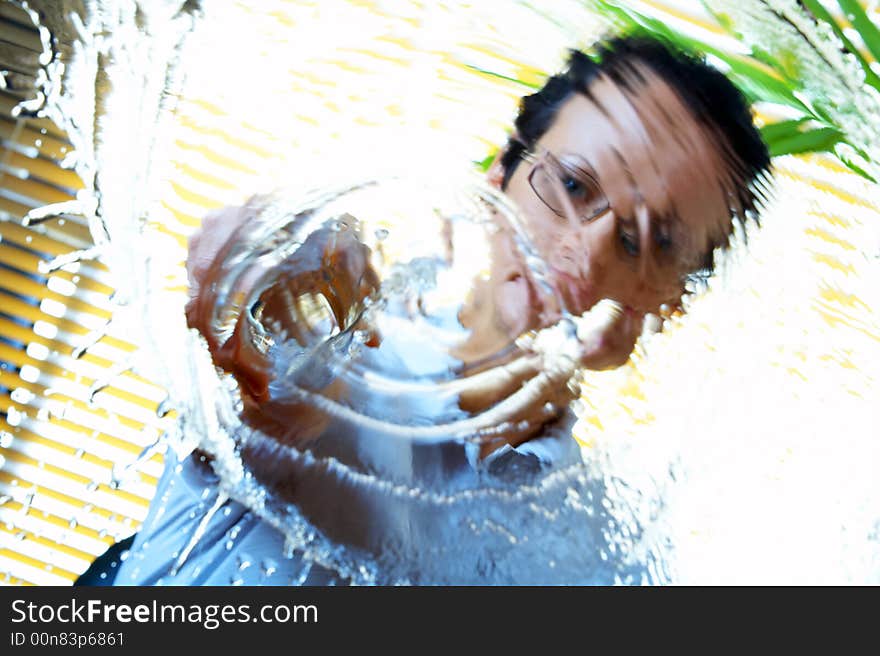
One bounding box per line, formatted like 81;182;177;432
457;353;544;414
185;205;254;336
577;302;643;370
187;206;251;297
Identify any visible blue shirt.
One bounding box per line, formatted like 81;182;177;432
108;416;635;586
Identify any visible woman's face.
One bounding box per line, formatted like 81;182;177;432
496;64;737;316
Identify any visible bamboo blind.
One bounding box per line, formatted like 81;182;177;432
0;2;166;586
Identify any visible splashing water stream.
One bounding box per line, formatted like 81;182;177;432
174;176;662;584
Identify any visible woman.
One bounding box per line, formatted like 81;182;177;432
79;35;769;586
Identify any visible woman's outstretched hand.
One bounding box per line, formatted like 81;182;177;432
458;301;652;459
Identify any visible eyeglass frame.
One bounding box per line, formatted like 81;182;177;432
518;146;611;225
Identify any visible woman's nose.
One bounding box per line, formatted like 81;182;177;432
557;243;581;271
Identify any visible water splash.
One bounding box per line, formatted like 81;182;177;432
71;319;112;360
171;491;229;577
171;177;666;584
110;434;167;489
87;359;132;406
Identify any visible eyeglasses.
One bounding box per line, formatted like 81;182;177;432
520;147;610;224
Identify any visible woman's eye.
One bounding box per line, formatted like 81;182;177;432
561;175;585;197
619;226;639;256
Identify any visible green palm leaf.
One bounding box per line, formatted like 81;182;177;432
761;119;844;157
836;0;880;63
800;0;880;91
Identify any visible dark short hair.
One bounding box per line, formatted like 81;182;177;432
499;34;772;273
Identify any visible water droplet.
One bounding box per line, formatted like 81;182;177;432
10;388;34;405
374;227;389;241
68;518;77;529
19;492;34;516
5;406;23;427
156;396;173;418
230;576;244;586
237;555;251;571
261;559;278;577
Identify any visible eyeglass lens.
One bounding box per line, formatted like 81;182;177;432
529;156;609;223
